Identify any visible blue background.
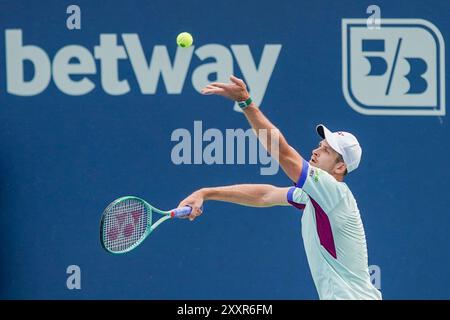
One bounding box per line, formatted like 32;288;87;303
0;0;449;299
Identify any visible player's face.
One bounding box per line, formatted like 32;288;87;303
309;139;342;173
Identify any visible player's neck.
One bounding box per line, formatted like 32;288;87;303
333;173;345;182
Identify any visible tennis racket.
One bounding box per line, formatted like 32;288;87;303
100;196;192;254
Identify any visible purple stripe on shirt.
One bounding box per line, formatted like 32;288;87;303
296;159;309;188
309;197;337;259
289;201;306;210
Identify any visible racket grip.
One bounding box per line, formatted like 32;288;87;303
170;206;192;218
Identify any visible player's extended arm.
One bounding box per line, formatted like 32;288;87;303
201;75;304;183
178;185;290;220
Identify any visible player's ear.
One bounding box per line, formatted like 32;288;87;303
334;161;347;176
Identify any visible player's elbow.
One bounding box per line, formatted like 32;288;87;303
261;186;287;207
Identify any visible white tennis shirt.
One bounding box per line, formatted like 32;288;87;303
287;159;382;300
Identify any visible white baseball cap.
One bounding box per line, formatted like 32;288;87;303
316;124;362;173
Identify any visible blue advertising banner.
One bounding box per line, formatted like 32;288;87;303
0;0;448;299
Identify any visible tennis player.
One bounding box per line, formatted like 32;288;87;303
178;75;382;300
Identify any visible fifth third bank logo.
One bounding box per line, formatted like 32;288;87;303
342;19;445;116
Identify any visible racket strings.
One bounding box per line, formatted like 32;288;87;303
102;198;149;252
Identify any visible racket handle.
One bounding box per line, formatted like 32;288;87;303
170;206;192;218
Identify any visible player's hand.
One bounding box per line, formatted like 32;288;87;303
201;75;250;102
178;190;204;221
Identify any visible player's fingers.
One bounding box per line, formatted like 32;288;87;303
192;206;201;215
230;75;246;87
188;206;203;221
209;82;228;89
230;75;240;84
201;88;225;95
201;85;215;92
204;85;220;91
189;212;199;221
203;83;228;90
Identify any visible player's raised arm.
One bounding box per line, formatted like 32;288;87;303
201;75;304;183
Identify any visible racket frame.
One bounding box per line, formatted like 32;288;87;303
100;196;175;254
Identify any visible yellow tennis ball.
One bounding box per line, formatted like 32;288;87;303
177;32;193;48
